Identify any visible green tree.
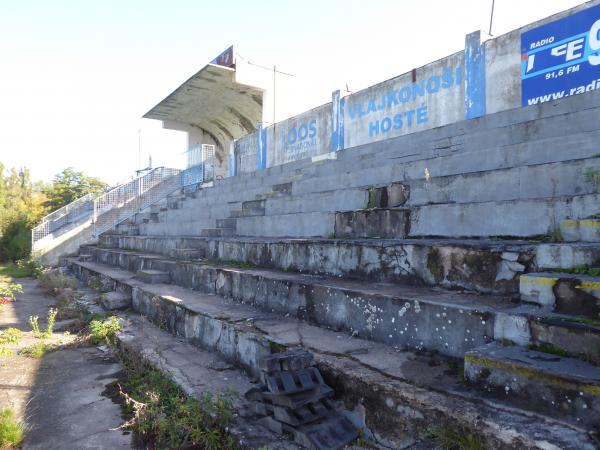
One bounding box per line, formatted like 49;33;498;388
43;167;107;211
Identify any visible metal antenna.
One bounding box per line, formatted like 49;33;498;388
489;0;496;36
237;53;295;125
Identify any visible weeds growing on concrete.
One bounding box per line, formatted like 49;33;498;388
38;270;76;295
0;283;23;303
552;266;600;277
88;316;121;345
20;342;52;358
29;308;58;340
113;354;240;449
0;408;25;448
528;343;570;358
0;328;22;346
427;424;485;450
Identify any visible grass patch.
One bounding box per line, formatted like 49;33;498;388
0;264;34;279
207;259;257;269
38;270;77;295
528;343;570;358
88;316;121;345
427;424;485;450
0;328;22;346
555;316;600;328
115;355;239;449
20;342;52;358
0;408;25;448
551;266;600;277
29;308;57;340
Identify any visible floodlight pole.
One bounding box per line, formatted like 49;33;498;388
489;0;495;36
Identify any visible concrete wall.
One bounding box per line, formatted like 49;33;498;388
266;103;331;168
232;0;600;173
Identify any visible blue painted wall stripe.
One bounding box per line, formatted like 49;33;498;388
465;31;486;120
256;122;267;170
331;90;345;151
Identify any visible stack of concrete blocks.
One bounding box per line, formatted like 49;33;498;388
246;350;358;450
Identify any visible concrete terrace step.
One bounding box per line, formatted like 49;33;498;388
82;245;600;364
520;272;600;318
66;259;597;449
109;313;296;449
562;218;600;242
96;235;600;295
464;342;600;428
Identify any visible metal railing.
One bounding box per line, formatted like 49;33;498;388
30;158;224;253
31;193;95;244
93;167;181;237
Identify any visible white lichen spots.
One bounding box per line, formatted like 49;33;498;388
385;398;395;409
398;302;411;318
442;326;446;330
436;313;440;318
442;312;447;317
400;330;404;334
579;391;583;396
459;309;464;314
392;317;395;323
481;320;486;325
389;334;393;338
435;328;439;331
466;329;470;334
414;300;421;313
448;320;452;324
505;386;510;394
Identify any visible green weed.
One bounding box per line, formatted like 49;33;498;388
88;316;122;345
528;343;570;357
427;425;485;450
0;328;22;346
0;283;23;302
116;360;239;449
20;342;52;358
0;408;25;447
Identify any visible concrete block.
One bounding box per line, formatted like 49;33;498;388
536;243;600;269
561;219;600;242
100;291;131;310
135;269;171;284
335;209;410;239
464;342;600;428
521;272;600;317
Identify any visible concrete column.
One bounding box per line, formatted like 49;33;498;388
228;142;237;177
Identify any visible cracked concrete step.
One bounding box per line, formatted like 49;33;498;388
200;228;235;238
79;248;526;358
561;218;600;242
334;208;410;239
111;313;298;449
98;290;131;310
135;269;171;284
95;235;545;295
520;272;600;317
464;342;600;429
66;259;597;449
83;247;600;365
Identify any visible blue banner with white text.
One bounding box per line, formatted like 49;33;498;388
521;4;600;106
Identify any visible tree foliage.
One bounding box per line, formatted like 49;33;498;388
43;167;107;211
0;164;107;261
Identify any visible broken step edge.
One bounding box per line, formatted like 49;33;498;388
464;342;600;429
66;258;596;450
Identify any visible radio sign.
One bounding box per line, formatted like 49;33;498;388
521;4;600;106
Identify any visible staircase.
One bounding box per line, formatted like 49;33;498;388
65;91;600;448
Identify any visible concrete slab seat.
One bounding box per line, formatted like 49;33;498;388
465;342;600;429
96;235;588;296
66;259;595;449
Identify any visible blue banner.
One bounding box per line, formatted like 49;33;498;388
521;4;600;106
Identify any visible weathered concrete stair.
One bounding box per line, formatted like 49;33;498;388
520;271;600;317
464;342;600;428
561;218;600;242
97;235;600;295
79;245;600;365
66;258;597;449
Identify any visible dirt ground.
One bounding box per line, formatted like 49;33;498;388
0;277;133;450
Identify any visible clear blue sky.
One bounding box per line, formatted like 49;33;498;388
0;0;587;184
